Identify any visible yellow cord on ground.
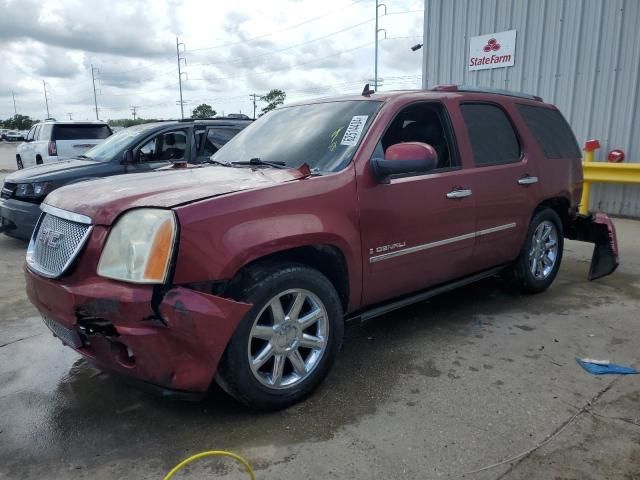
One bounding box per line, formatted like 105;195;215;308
163;450;255;480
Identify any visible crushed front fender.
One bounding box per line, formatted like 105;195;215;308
25;267;252;393
565;212;619;280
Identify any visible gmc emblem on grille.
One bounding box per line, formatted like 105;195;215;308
39;228;65;248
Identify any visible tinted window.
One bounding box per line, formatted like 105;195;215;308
516;104;581;158
39;124;53;140
460;104;520;165
201;128;241;156
82;123;161;162
213;100;381;172
53;124;112;140
139;130;187;162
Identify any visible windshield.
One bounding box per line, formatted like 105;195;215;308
212;100;382;172
82;123;159;162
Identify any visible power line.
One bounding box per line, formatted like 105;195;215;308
187;0;368;53
190;18;374;68
130;105;139;120
189;10;422;69
188;36;413;83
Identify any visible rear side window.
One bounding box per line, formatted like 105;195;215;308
53;124;112;140
39;124;53;140
516;104;581;158
460;103;521;165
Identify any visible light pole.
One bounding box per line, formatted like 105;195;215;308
43;80;50;119
374;0;387;92
91;64;100;120
176;37;187;119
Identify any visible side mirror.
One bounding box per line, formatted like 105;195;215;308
121;149;133;164
371;142;438;183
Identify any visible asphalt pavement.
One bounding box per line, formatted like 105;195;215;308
0;183;639;478
0;142;18;172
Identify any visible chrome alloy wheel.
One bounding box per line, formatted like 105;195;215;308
529;220;558;279
248;289;329;389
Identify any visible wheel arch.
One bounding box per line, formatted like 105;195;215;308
226;244;351;312
534;196;571;232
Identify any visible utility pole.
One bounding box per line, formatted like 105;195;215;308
42;80;50;119
67;112;73;120
176;36;187;119
374;0;387;92
91;64;100;120
11;91;17;116
130;105;139;120
249;93;259;120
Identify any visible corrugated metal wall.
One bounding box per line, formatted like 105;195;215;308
421;0;640;217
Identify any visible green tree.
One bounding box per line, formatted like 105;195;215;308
191;104;217;119
259;89;286;116
1;114;36;130
108;118;160;128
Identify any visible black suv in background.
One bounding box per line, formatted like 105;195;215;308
0;118;251;240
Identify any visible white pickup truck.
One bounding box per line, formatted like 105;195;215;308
16;121;112;169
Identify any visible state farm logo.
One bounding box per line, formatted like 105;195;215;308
483;38;501;52
470;37;511;68
469;30;516;71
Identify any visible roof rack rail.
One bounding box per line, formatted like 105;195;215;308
430;84;543;102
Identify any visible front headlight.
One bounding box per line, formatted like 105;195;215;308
97;209;177;284
16;182;52;198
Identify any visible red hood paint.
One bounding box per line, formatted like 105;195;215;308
43;166;306;225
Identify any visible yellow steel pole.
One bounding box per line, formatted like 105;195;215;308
580;140;600;215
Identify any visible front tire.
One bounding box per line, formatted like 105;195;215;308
506;208;564;293
216;263;344;410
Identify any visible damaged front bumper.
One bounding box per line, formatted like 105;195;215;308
25;268;251;394
565;212;619;280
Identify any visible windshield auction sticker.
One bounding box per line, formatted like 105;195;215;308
340;115;368;146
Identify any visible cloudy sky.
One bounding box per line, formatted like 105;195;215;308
0;0;424;121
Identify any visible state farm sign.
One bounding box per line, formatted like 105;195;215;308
468;29;516;71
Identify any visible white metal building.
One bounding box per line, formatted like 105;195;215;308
421;0;640;217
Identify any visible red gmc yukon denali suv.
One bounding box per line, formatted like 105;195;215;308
24;86;618;409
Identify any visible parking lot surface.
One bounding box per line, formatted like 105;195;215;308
1;204;639;478
0;142;18;172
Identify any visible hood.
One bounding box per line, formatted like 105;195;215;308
5;159;101;183
43;165;306;225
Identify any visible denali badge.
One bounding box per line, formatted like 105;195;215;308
369;242;406;255
39;227;64;249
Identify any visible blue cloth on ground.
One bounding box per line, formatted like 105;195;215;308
576;358;638;375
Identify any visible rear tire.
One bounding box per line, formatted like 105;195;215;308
16;156;23;169
505;208;564;293
216;263;344;410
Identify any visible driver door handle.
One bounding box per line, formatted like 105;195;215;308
446;188;473;199
518;175;539;185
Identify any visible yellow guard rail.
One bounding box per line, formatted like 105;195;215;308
580;139;640;214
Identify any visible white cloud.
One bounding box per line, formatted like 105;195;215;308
0;0;423;121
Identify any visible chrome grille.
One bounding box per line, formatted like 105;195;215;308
42;315;83;348
27;211;92;278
